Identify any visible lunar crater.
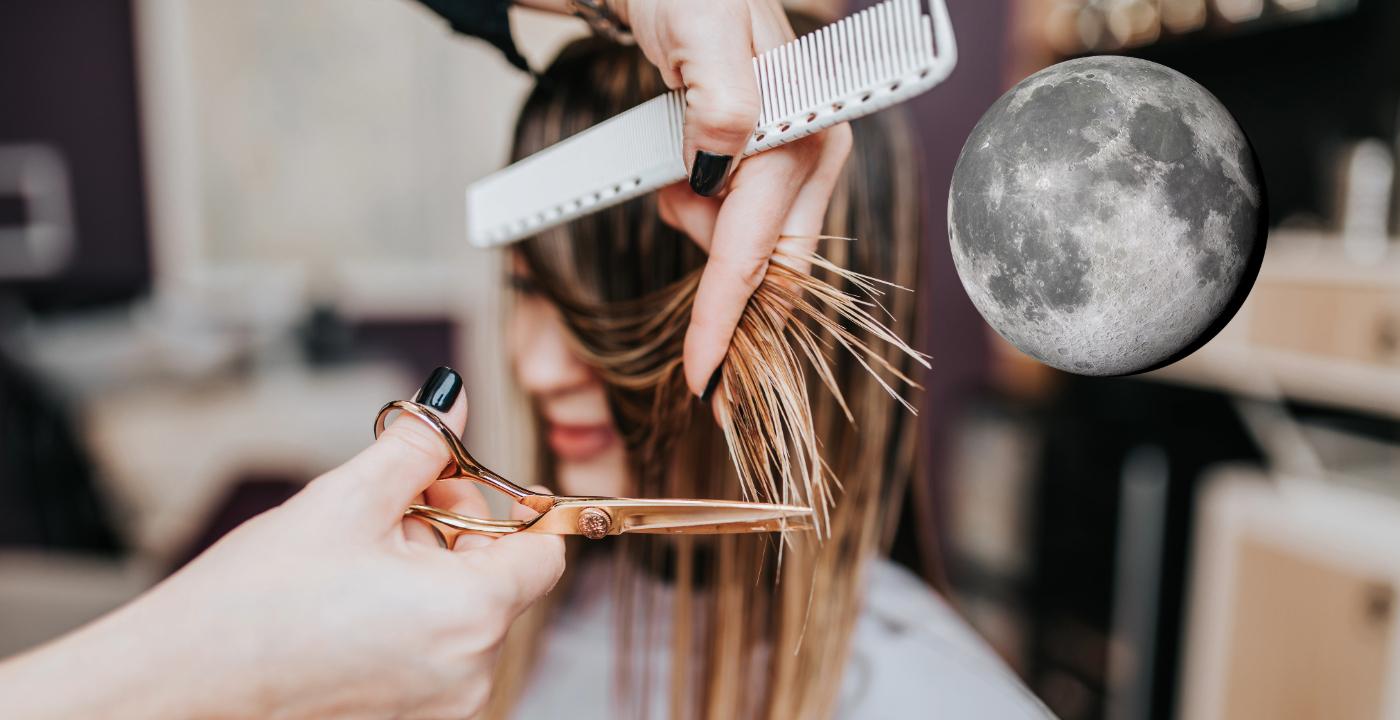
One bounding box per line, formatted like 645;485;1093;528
949;57;1265;376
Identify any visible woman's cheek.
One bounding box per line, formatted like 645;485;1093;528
506;301;541;376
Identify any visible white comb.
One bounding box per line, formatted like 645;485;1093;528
465;0;957;248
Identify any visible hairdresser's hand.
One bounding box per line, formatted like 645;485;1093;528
0;367;564;720
613;0;855;399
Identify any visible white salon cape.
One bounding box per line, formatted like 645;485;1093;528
512;559;1051;718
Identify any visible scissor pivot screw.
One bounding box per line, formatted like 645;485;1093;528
578;507;612;540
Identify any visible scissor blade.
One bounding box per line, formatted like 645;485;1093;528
530;498;814;536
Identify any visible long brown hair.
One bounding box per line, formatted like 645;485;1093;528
488;28;926;719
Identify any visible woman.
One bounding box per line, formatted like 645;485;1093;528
487;34;1046;719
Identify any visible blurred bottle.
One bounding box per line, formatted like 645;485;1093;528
1161;0;1208;33
1334;138;1395;263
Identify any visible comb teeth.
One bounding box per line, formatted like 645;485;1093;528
746;0;950;153
466;93;684;247
466;0;957;247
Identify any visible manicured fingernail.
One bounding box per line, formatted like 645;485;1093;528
699;366;724;404
415;366;462;412
689;151;733;197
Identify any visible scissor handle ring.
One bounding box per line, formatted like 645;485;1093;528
374;400;553;509
373;400;479;481
374;399;555;539
405;513;452;548
406;504;529;536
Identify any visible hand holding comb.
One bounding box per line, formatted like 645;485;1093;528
465;0;957;247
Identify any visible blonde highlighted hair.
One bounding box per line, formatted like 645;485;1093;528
488;26;927;719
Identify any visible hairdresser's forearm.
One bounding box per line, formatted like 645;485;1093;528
0;590;252;719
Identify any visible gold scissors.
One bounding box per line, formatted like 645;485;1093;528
374;400;814;547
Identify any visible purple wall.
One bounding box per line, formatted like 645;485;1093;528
855;0;1011;580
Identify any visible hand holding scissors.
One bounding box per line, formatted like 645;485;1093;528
375;399;814;549
0;368;563;719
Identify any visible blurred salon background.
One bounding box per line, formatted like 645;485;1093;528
2;1;1397;718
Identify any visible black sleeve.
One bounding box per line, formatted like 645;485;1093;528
415;0;531;73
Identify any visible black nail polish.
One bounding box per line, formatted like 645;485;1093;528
700;366;724;404
415;366;462;412
689;151;733;197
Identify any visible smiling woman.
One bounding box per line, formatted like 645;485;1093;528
488;28;1046;720
508;254;631;498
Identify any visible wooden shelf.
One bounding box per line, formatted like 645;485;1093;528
1145;230;1400;419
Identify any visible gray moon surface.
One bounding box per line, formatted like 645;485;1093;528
948;56;1265;376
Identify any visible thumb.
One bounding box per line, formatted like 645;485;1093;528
343;366;468;524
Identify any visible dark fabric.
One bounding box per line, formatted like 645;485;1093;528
416;0;530;73
0;352;122;554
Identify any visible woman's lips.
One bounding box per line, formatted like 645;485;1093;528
545;422;618;461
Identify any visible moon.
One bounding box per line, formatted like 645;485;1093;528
948;56;1266;376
